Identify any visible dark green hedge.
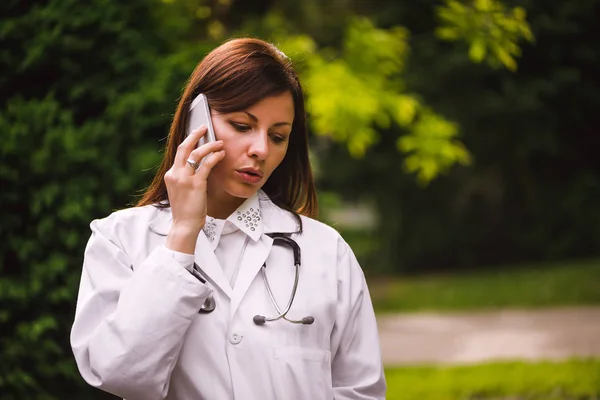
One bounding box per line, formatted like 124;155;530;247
0;1;209;397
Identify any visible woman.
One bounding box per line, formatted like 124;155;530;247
71;38;386;400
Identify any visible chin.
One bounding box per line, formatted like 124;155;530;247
224;183;262;200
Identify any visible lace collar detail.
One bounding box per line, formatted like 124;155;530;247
202;193;262;249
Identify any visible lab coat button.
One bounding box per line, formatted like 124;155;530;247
230;333;242;344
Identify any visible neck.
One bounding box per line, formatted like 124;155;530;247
206;191;246;220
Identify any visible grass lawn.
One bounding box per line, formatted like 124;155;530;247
369;259;600;313
385;359;600;400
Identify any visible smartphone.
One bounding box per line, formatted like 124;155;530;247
188;93;216;147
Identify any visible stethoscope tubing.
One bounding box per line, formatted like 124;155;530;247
259;261;304;323
198;232;314;325
254;234;314;325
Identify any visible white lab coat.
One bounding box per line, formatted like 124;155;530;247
71;191;386;400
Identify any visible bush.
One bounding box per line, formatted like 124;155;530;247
0;1;208;397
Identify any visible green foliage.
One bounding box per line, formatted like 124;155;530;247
397;109;471;185
279;17;412;157
274;16;475;184
436;0;534;71
370;259;600;313
317;0;600;272
385;359;600;399
0;0;213;397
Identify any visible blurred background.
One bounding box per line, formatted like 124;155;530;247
1;0;599;399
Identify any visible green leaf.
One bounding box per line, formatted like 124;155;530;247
435;27;460;41
469;38;487;62
496;47;518;71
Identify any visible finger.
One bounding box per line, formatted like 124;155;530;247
174;125;208;168
194;150;226;180
188;140;223;162
185;141;224;175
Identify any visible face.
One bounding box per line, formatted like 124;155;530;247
207;91;295;209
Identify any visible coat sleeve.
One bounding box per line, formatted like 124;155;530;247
70;216;213;400
331;239;387;399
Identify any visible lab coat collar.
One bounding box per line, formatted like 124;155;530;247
257;190;300;234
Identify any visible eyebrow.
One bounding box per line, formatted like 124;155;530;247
244;111;292;127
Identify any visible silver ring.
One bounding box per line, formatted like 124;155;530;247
186;158;200;171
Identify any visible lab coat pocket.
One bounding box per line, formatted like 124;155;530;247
272;345;333;400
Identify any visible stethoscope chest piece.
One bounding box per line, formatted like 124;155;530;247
198;295;216;313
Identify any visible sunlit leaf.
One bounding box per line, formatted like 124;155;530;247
496;47;517;71
469;38;487;62
392;95;419;127
435;27;460;41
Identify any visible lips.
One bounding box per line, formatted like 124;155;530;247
237;167;264;178
236;168;263;184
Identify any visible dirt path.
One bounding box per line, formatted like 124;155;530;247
377;306;600;366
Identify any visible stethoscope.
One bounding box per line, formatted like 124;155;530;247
198;233;314;325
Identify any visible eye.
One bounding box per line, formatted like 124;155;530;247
270;134;288;144
230;122;251;132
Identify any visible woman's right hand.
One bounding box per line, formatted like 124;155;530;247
164;126;225;254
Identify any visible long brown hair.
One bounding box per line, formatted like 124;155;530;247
137;38;318;220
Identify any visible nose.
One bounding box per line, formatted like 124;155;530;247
248;131;269;160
